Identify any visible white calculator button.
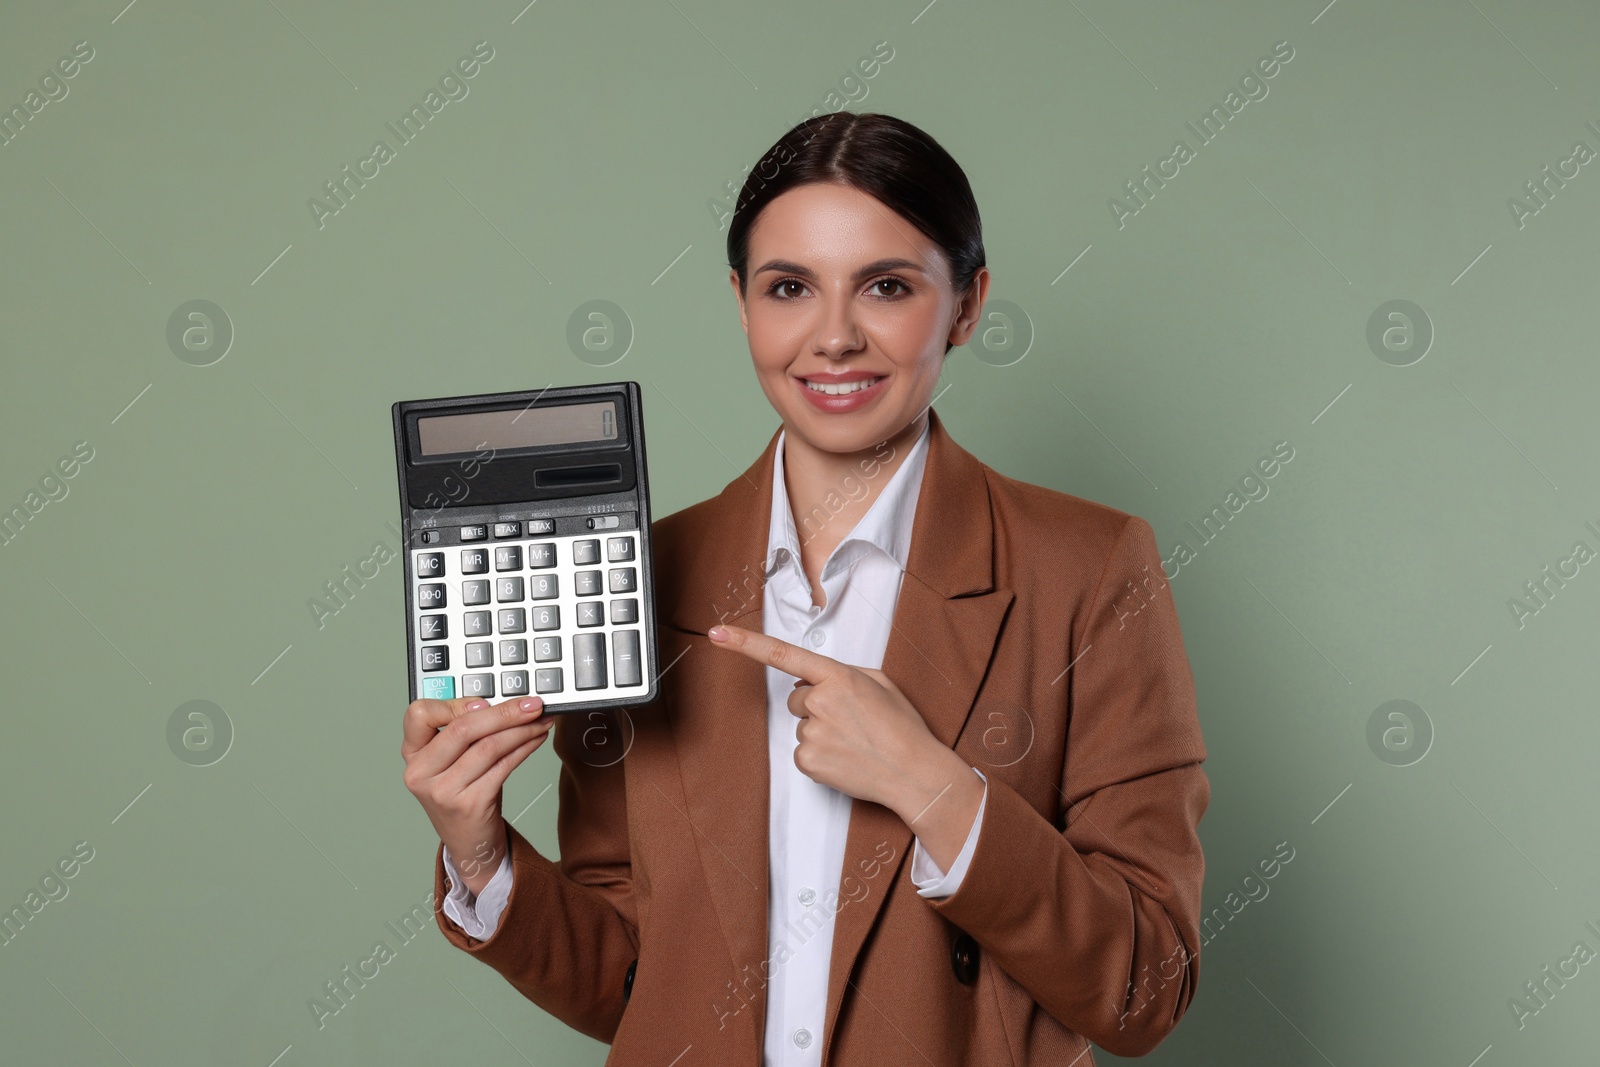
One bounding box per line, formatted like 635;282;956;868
609;598;638;625
608;568;637;594
465;642;494;669
574;570;603;596
499;640;528;665
528;519;556;535
494;546;522;571
535;668;563;693
613;629;643;688
529;543;556;568
572;633;607;690
462;581;491;606
531;606;560;631
573;539;601;565
529;574;559;599
461;673;494;698
496;577;524;603
493;522;522;539
463;611;492;637
533;636;561;662
501;670;529;696
461;548;489;574
498;608;526;634
606;537;634;562
460;525;488;542
576;602;604;627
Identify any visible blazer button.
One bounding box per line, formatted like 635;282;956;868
951;933;979;985
623;959;637;1003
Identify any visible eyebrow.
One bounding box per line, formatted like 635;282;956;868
752;257;925;280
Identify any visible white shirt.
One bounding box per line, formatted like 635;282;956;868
442;418;988;1064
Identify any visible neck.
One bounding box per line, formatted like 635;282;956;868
781;413;927;558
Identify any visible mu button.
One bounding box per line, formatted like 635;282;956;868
623;959;637;1003
951;933;979;985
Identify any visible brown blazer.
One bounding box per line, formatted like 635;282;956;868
433;406;1210;1065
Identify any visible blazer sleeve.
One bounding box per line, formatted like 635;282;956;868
924;514;1209;1058
433;706;640;1043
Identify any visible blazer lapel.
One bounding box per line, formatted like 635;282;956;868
665;408;1012;1058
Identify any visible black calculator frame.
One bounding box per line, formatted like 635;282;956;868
391;382;660;715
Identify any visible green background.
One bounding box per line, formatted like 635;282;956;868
3;0;1597;1063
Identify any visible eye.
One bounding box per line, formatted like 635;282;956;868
868;276;910;298
765;277;807;299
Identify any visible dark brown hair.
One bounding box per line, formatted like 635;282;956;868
725;112;986;354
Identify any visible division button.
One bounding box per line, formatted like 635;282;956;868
574;570;603;596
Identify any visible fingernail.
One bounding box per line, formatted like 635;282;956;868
519;698;542;712
708;626;727;640
466;700;488;710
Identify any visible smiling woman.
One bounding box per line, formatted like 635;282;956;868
407;111;1210;1067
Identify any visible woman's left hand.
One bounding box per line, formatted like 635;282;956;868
707;622;968;819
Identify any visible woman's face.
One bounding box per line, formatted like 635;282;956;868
729;182;988;457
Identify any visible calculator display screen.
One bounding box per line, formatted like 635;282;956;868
417;401;619;456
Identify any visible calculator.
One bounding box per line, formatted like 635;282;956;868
390;383;659;715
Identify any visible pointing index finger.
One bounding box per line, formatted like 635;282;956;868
708;623;847;686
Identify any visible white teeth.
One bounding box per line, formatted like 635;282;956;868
804;376;881;396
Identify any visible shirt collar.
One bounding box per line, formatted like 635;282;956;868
766;417;932;582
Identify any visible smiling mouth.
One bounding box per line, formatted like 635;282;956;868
801;375;884;396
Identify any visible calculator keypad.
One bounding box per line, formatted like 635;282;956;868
413;526;646;705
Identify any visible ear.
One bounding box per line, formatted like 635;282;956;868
945;266;992;349
729;268;750;336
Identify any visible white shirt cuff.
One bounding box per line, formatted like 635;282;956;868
910;767;987;899
441;843;513;940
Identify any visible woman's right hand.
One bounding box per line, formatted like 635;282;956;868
402;695;552;898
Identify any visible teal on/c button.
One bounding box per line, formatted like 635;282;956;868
423;677;455;699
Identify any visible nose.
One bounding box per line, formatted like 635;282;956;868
812;291;864;360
